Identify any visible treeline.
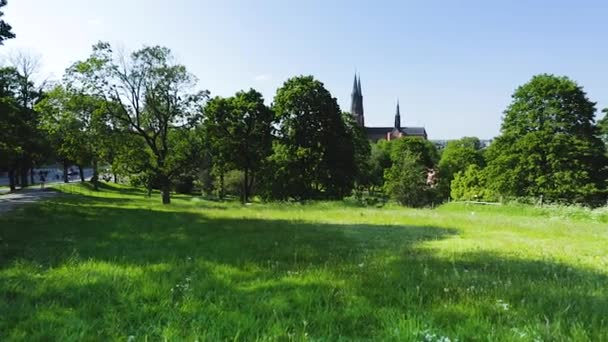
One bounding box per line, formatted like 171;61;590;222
1;41;607;206
368;74;608;207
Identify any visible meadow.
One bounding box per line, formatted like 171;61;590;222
1;183;607;341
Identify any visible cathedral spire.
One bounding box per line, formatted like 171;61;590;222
350;73;364;127
394;99;401;129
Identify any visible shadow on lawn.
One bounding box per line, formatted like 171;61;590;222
0;193;607;340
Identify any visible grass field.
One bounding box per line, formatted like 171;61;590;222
1;183;607;341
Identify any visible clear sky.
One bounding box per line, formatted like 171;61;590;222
3;0;608;139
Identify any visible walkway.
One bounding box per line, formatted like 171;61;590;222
0;188;59;214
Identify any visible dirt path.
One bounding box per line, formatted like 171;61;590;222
0;189;59;214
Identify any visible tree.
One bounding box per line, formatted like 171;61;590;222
388;137;439;169
264;75;355;200
203;89;273;203
437;137;485;199
485;74;607;204
450;164;495;201
599;108;608;146
36;85;110;189
0;0;15;45
367;140;392;192
383;150;430;207
68;42;208;204
0;66;47;190
383;137;440;207
343;113;372;194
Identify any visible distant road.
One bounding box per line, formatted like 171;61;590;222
0;168;94;194
0;188;60;214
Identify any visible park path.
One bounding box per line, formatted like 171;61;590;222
0;188;59;214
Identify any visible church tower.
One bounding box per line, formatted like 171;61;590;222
351;74;364;127
394;100;401;129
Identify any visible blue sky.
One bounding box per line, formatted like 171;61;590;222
4;0;608;139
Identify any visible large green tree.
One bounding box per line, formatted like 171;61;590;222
437;137;485;199
0;66;46;191
203;89;273;202
384;150;430;207
36;85;111;189
485;74;607;203
263;75;355;200
68;42;208;204
0;0;15;45
383;137;440;206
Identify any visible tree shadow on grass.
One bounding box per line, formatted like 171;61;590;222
0;197;607;340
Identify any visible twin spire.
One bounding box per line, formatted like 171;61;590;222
350;73;402;129
351;74;362;96
351;73;364;127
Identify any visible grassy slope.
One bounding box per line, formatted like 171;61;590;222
1;183;607;341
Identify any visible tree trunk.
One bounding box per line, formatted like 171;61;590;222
161;182;171;204
91;159;99;190
63;161;69;183
242;169;248;203
78;165;85;182
219;172;225;200
157;173;171;204
113;174;118;184
30;168;35;185
161;189;171;204
20;168;28;188
8;169;16;192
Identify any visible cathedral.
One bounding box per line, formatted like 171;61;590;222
350;74;428;141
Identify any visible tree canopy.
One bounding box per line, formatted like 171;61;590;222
202;89;273;202
438;136;485;198
0;0;15;45
68;42;208;203
262;75;355;200
484;74;607;203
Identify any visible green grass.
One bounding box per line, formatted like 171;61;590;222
1;183;607;341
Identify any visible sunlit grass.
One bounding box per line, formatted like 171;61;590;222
1;182;607;341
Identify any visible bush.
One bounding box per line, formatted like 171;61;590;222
224;170;244;197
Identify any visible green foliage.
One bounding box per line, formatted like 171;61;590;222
485;74;608;204
202;89;273;202
388;137;439;169
68;42;208;203
343;113;372;192
0;66;47;189
367;140;392;191
223;169;245;197
1;184;607;340
0;0;15;45
438;137;485;199
263;75;356;200
36;86;106;168
599;108;608;146
383;150;431;207
450;164;496;201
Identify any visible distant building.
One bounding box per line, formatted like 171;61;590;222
350;74;427;141
430;139;493;150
